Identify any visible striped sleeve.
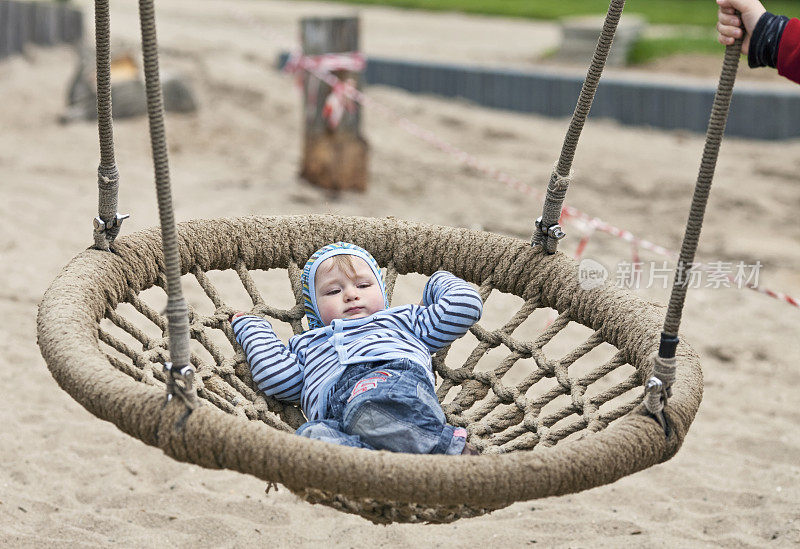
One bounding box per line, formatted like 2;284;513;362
231;315;303;403
413;271;483;353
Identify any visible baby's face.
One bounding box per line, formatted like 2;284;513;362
315;256;385;326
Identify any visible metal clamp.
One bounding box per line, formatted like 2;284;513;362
93;212;130;233
533;216;566;253
644;376;669;434
164;361;199;410
548;223;566;240
534;216;567;240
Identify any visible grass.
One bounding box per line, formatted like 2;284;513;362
629;34;723;65
309;0;798;61
308;0;797;26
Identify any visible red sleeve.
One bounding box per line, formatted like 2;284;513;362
777;18;800;84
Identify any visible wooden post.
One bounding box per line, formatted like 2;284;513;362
300;16;368;192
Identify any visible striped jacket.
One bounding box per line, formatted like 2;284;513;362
231;271;483;421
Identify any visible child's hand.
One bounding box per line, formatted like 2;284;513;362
716;0;766;54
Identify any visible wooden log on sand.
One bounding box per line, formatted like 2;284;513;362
300;16;368;192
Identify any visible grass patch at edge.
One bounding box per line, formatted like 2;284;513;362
629;35;724;65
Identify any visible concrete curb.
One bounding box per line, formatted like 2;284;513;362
279;52;800;141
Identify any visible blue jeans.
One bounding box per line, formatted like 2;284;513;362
296;359;467;455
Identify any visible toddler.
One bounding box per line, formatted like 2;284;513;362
231;241;482;455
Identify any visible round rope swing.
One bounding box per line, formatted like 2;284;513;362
37;0;742;524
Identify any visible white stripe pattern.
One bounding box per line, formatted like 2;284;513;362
232;271;482;420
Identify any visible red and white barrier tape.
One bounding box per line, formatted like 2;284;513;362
286;55;799;310
322;78;359;129
284;51;365;129
746;284;799;307
284;51;366;74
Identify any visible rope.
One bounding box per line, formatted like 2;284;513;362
92;0;124;251
662;40;742;339
644;37;742;429
137;0;195;407
100;261;639;454
532;0;625;253
37;215;704;524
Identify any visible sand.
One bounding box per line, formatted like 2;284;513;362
1;1;799;547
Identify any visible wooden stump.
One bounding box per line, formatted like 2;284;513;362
302;132;368;192
299;16;368;192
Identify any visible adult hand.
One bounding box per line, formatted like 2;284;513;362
716;0;767;54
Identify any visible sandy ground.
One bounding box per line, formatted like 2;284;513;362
1;0;799;547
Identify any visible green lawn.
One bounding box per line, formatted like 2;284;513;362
312;0;797;62
312;0;795;26
628;35;723;64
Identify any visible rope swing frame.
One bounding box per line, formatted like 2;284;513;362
37;215;702;523
37;0;741;525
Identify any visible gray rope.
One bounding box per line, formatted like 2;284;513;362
535;168;572;254
532;0;625;253
138;0;196;407
94;0;114;173
662;40;742;338
93;0;125;251
645;37;742;429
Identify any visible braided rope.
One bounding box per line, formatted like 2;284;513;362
643;39;742;424
98;251;639;455
137;0;193;395
38;215;702;524
533;0;625;252
663;40;742;337
93;0;121;250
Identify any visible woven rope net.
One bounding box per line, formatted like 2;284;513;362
37;215;702;524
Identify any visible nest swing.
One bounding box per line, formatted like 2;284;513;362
37;0;741;524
